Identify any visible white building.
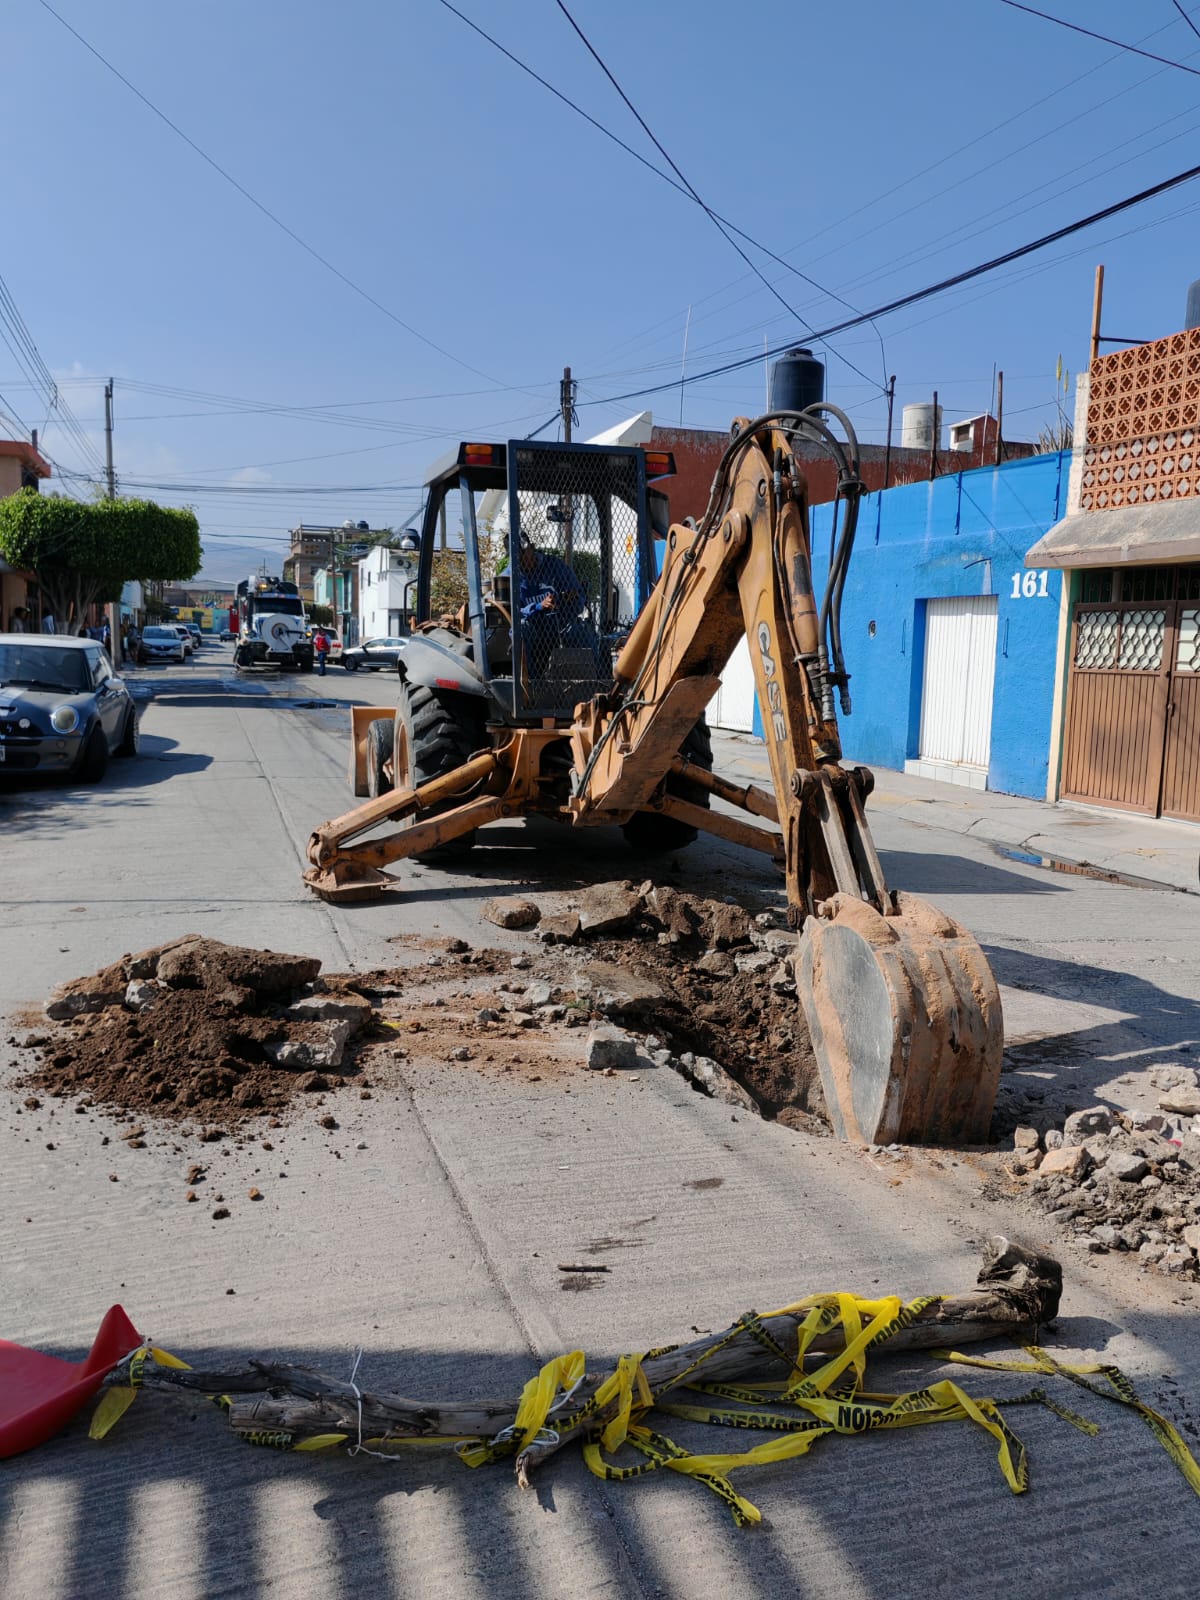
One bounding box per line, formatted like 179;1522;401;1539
357;544;419;640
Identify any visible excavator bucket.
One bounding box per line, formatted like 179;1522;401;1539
795;891;1003;1147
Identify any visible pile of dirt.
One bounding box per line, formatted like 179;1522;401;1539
17;936;377;1130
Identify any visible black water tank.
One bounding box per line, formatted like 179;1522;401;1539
769;347;825;414
1186;279;1200;331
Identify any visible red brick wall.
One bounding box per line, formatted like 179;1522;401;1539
647;422;1035;522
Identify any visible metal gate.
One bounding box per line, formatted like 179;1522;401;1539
918;596;999;770
1162;602;1200;822
1061;598;1200;819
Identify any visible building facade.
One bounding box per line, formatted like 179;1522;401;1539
356;544;419;640
1027;321;1200;822
0;437;51;631
712;452;1070;798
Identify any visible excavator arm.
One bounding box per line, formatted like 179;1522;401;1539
570;411;1003;1145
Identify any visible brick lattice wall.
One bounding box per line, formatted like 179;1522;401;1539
1081;329;1200;510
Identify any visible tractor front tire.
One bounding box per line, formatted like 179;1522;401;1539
622;718;713;853
395;679;486;863
366;717;393;800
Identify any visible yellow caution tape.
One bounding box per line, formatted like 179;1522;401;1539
86;1298;1200;1526
940;1344;1200;1498
90;1345;190;1440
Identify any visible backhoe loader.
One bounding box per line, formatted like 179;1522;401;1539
304;411;1003;1146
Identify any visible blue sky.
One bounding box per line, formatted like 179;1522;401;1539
5;0;1200;580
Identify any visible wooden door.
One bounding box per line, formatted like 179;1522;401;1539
1162;603;1200;822
1061;602;1172;814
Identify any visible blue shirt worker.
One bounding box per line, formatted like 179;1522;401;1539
517;541;596;670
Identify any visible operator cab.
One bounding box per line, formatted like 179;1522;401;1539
416;440;674;721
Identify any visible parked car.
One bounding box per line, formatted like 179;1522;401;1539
340;636;408;672
184;622;203;647
138;625;187;665
0;634;139;781
219;627;237;642
169;625;196;655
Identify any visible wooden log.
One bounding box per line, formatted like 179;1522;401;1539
130;1236;1060;1472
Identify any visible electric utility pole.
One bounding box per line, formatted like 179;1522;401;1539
104;379;116;498
560;366;576;444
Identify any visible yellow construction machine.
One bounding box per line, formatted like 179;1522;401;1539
304;412;1003;1146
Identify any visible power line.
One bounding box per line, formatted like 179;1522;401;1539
1173;1;1200;44
580;155;1200;408
438;0;885;390
999;1;1200;77
34;0;540;394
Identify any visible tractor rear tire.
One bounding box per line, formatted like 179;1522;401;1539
621;718;713;853
396;679;486;863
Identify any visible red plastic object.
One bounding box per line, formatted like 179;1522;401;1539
0;1305;142;1458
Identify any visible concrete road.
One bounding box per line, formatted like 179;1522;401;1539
2;640;1198;1600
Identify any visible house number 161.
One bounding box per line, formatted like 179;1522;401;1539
1011;570;1050;598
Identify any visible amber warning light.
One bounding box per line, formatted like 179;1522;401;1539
461;443;502;467
643;450;676;480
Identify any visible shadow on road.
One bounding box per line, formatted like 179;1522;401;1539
987;942;1200;1111
2;1322;1197;1600
0;734;212;833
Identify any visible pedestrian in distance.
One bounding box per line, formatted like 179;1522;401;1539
312;628;330;676
8;606;28;632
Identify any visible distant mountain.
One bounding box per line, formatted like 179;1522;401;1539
195;539;290;585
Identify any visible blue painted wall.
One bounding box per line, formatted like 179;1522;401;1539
753;452;1070;798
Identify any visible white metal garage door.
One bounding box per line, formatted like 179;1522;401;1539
918;596;999;768
709;636;757;732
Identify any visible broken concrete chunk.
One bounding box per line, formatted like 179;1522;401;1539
1038;1145;1092;1180
1107;1152;1150;1183
686;1055;761;1113
538;913;582;944
45;968;127;1020
1181;1223;1200;1253
734;950;776;975
1062;1106;1114;1144
577;883;645;937
285;993;373;1032
481;897;541;930
124;980;159;1012
585;1026;641;1070
575;961;669;1022
1043;1128;1064;1151
265;1021;352;1071
1131;1110;1170;1133
1159;1089;1200;1117
153;938;321;994
1013;1126;1040;1151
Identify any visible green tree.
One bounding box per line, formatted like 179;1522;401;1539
0;491;201;627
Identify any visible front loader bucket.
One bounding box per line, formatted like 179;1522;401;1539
796;891;1003;1146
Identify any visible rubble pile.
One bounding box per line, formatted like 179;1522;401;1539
1007;1066;1200;1278
484;882;824;1126
17;936;381;1128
